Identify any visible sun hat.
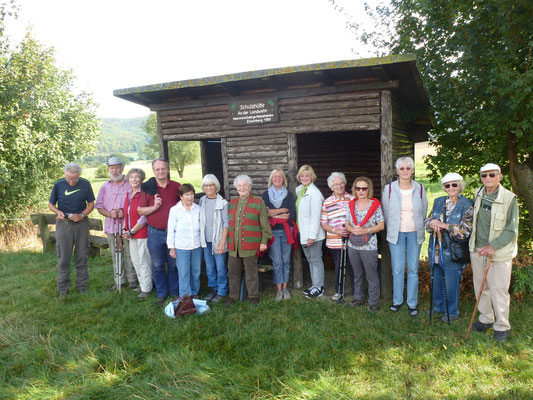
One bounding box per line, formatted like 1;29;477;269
480;163;501;173
441;172;463;184
106;156;124;166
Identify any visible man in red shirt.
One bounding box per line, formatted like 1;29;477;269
138;158;181;305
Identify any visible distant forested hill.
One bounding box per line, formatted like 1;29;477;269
78;116;151;166
97;116;150;154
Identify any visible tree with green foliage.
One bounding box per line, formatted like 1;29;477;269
142;113;200;178
331;0;532;241
0;2;99;224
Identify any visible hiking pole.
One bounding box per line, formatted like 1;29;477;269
117;217;123;293
466;255;494;339
437;230;450;325
337;234;347;304
113;217;120;292
429;230;437;324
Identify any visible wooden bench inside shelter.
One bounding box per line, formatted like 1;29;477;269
30;213;109;257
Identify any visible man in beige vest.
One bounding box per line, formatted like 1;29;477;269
469;163;519;343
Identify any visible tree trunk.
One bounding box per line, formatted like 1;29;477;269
514;163;533;235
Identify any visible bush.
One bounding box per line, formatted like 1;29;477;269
95;164;109;179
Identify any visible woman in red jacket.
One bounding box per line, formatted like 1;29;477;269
123;168;153;299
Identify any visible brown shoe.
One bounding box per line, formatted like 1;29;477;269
224;298;236;308
249;297;259;306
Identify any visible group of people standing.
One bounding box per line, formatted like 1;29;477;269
48;155;519;342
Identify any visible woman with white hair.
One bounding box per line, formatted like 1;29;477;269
262;168;297;301
320;172;354;301
382;156;428;316
224;175;272;307
425;172;473;322
199;174;229;303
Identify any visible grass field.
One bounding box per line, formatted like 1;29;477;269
0;250;532;399
3;146;532;398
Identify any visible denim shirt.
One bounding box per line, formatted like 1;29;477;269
427;195;473;270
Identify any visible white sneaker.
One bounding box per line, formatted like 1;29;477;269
275;290;283;302
331;293;342;301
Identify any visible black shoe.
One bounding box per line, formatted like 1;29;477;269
224;298;236;308
204;288;217;301
408;307;418;317
473;321;493;332
249;297;259;306
367;303;379;313
305;287;323;299
440;314;458;323
303;286;313;296
109;283;126;291
349;299;365;307
156;296;167;306
494;330;510;343
211;294;224;303
390;303;403;312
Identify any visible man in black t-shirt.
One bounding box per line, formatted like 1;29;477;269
48;163;95;297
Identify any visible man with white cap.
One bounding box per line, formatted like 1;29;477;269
469;163;519;342
95;156;138;290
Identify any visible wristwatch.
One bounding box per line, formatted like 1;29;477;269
81;212;86;218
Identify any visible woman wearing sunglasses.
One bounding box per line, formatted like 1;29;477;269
382;157;428;316
425;173;473;322
345;177;384;312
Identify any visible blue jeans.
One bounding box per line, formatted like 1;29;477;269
147;227;179;298
432;263;462;318
203;242;228;296
176;248;202;297
389;231;421;308
269;229;292;285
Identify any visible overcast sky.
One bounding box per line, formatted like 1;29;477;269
5;0;372;119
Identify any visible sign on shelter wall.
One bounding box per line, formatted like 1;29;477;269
229;98;279;125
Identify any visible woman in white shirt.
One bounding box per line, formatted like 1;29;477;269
167;183;201;299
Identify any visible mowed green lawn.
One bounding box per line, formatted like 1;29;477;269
0;250;532;399
3;153;532;398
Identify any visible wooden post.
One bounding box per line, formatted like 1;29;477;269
200;140;208;178
287;133;303;289
156;111;169;169
380;90;394;299
221;137;230;201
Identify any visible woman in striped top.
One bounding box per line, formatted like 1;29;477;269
320;172;354;301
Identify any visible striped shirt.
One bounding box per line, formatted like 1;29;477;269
321;192;353;249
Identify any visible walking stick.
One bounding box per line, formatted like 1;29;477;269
337;235;347;304
437;230;451;325
113;217;119;292
117;217;123;293
429;230;437;324
466;255;494;339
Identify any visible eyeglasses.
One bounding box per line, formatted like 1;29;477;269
355;187;369;191
444;183;459;189
399;167;412;171
481;173;497;178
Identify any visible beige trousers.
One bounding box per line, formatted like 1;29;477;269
470;250;512;331
128;238;153;293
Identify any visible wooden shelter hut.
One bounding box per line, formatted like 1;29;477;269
114;54;433;294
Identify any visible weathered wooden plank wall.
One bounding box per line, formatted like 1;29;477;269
159;90;381;141
391;92;415;176
225;134;289;198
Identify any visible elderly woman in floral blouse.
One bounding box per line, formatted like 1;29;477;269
345;177;384;312
425;172;473;322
